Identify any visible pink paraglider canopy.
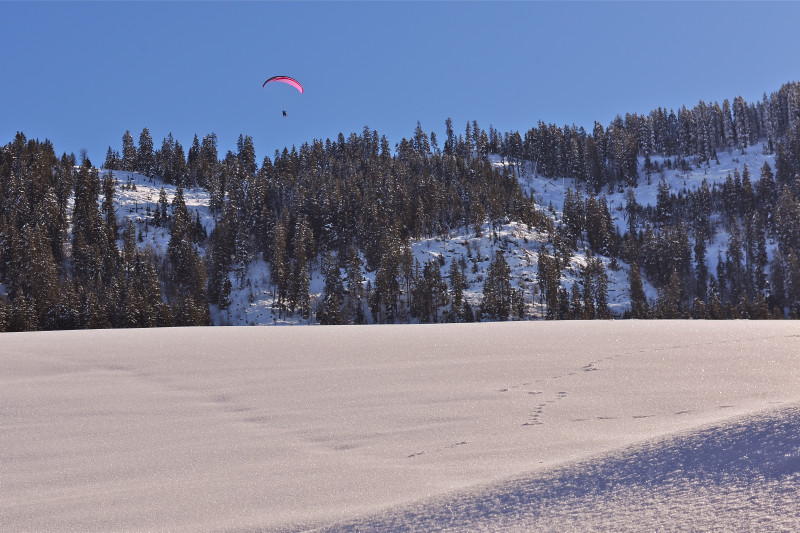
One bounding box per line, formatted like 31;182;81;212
262;76;304;93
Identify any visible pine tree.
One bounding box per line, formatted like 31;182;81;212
121;130;137;172
725;222;745;299
655;177;672;227
10;292;39;332
137;127;155;177
707;276;724;319
172;139;188;187
71;161;107;285
317;252;345;325
562;187;585;249
757;162;777;219
199;133;220;190
691;297;708;319
656;269;683;318
570;282;583;319
186;134;201;187
104;147;121;170
289;260;310;319
345;250;365;324
166;186;209;322
585;194;613;255
0;296;9;332
481;252;512;321
121;219;137;266
584;135;605;191
537;245;561;319
693;179;712;240
420;259;447;323
774;144;793;189
722;99;736;149
592;257;610;318
18;223;61;326
775;186;800;255
628;261;649;318
733;96;750;152
694;231;708;301
462;300;475;322
769;250;787;315
624;188;641;235
448;257;466;322
740;164;756;220
156;133;186;185
132;251;166;327
785;251;800;316
102;171;118;240
206;208;235;309
412;121;431;155
270;212;290;316
236;134;257;177
581;257;596;319
286;217;311;317
372;240;401;323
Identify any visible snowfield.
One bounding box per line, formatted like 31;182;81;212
3;321;799;531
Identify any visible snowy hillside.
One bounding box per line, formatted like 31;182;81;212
517;147;777;296
105;144;776;325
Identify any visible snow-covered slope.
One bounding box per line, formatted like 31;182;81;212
3;322;799;531
110;171;214;258
106;145;776;325
320;403;800;532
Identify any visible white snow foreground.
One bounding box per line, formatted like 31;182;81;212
2;321;799;531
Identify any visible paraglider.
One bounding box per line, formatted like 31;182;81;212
262;76;304;93
263;76;303;117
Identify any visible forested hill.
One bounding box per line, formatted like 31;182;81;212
3;82;800;330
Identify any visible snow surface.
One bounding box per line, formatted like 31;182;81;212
3;321;799;531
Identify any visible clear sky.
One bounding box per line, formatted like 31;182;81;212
3;1;800;164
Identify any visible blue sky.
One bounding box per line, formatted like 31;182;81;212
3;1;800;164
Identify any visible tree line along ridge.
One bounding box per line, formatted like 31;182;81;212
2;82;800;329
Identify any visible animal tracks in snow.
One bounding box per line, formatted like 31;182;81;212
407;440;469;459
503;343;744;429
494;329;788;435
501;349;614;428
523;391;568;427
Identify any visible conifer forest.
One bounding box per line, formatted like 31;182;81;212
3;81;800;330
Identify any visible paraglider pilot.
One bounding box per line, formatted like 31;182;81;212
263;76;303;118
